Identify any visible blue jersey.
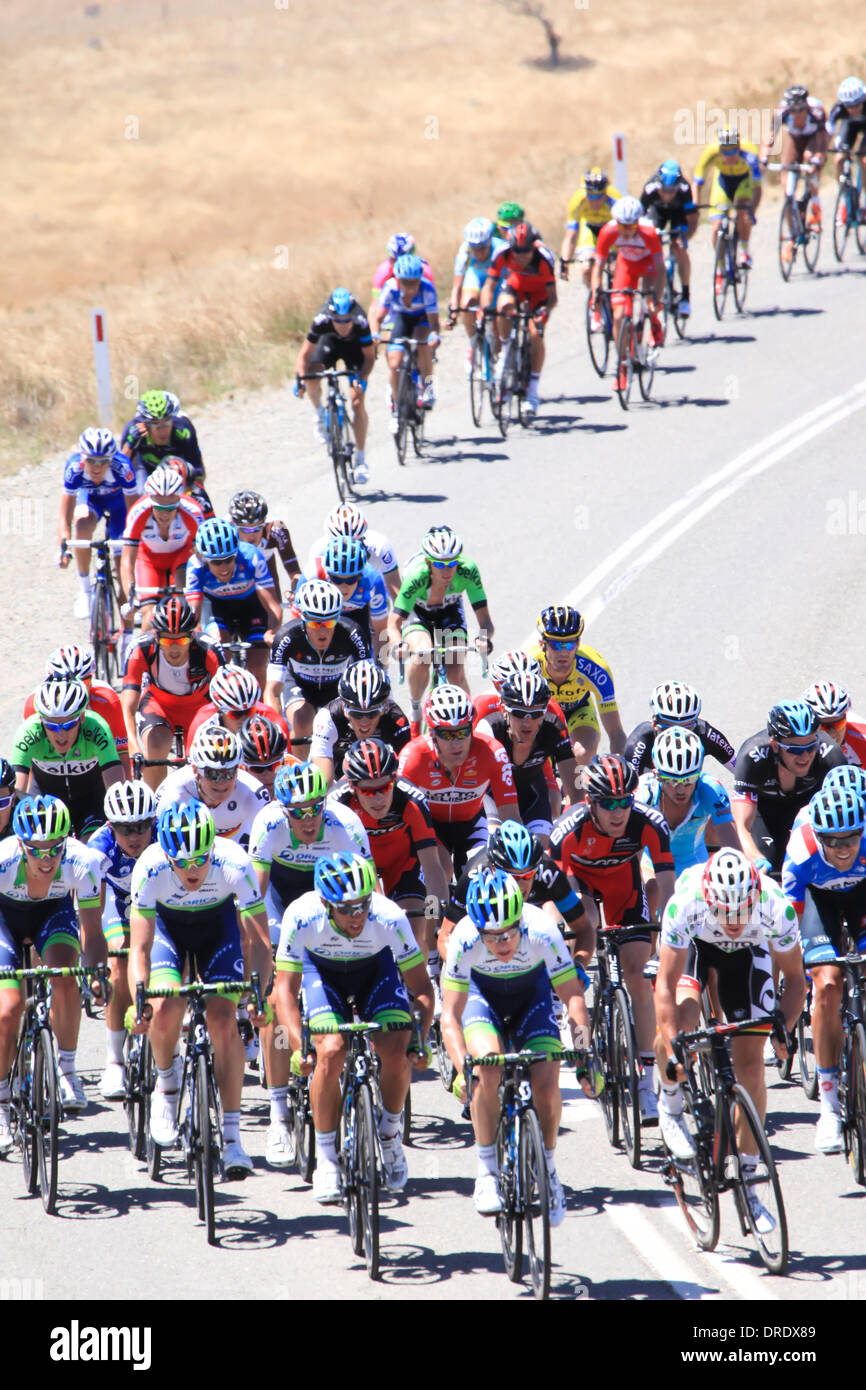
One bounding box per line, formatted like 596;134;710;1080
89;820;155;928
299;560;388;622
782;818;866;908
377;277;439;320
63;452;138;501
186;540;274;603
453;236;510;277
637;771;733;875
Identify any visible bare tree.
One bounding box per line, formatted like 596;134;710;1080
497;0;562;66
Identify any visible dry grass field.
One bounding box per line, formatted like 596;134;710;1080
2;0;863;469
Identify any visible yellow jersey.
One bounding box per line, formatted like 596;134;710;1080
694;139;759;183
529;641;619;733
565;186;624;229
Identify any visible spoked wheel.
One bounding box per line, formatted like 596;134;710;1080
593;1004;619;1149
613;989;641;1169
394;369;411;465
520;1108;551;1299
125;1035;153;1161
729;1084;788;1274
803;205;822;272
732;245;749;312
667;1090;720;1251
712;235;730;319
637;316;655;402
847;1022;866;1187
615;316;634;411
798;1006;818;1101
354;1085;380;1279
293;1083;315;1184
435;1023;457;1093
585;292;611;377
412;400;425;458
660;280;671;344
494;346;515;439
833;182;852;262
496;1111;523;1282
90;584;113;687
778;200;796;281
34;1030;59;1215
469;334;488;427
517;342;534;427
402;1083;412;1146
17;1035;38;1196
856;200;866;255
193;1054;217;1245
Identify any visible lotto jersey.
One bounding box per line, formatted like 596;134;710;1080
661;865;800;955
397;733;518;824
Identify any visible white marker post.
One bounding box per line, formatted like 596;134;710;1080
90;309;113;426
612;133;628;194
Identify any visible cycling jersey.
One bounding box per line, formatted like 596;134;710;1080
298;558;388;649
89;820;156;940
782;820;866;910
307;528;398;580
397;732;518;825
529;640;618;734
624;716;735;775
636;771;733;874
768;97;827;143
394;553;487;630
249;801;369;930
594;219;664;278
486;242;556;308
732;731;845;871
12;712;120;833
838;721;866;766
310;697;410;777
24;682;129;760
377;278;439;321
329;779;437;896
453;237;510;290
443;903;576;993
258;520;301;582
0;835;102;974
566;186;624;229
306;299;373;348
154;767;270;845
122;631;222;702
694;138;761;183
267;617;369;705
661;864;799;955
63;451;138;537
185;541;273;604
447;848;583;927
372;258;435;294
119;414;203;479
124;496;203;597
551;801;673;927
640;177;696;225
276;889;423;974
476;706;572;786
826;103;866;151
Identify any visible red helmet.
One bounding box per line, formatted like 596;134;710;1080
343;738;398;784
507;221;535;253
152;594;196;636
583;754;637;800
239;714;287;768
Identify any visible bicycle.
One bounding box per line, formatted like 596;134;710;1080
663;1018;789;1274
583;252;616;377
772;160;822;279
614;287;658;412
389;338;429;466
581;923;647;1168
131;725;186;784
298;369;358;501
710;202;750;319
459;307;498;428
286;1013;316;1182
491;302;541;437
659;229;689;340
832;147;866;261
832;945;866;1186
396;637;489;732
64;537;126;687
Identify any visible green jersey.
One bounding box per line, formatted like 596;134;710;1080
393;553;487;621
12;711;120;804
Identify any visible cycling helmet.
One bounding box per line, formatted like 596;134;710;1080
325;503;367;541
767;700;819;740
208;664;260;714
228;490;268;527
339;660;390;710
144;464;184;501
164;455;195;487
294;579;343;622
104;780;156;824
496;201;524;225
716;127;739;147
323;536;367;582
34;678;88;721
652;726;704;779
650;680;702;726
343;738;398;784
536;605;584;642
156;799;215;858
274;761;327;807
151;594;197;636
506;221;535;253
46;644;95;682
0;758;13;789
78;427;116;459
466;868;524;933
783;84;809;108
425;684;473;731
490;650;542;688
659;159;681;186
809;786;865;837
464;217;495;246
802;680;851;722
189;725;242;771
838;76;866;106
326;286;353;317
315;851;377;905
239;714;287;768
387;232;416;259
393;253;423;280
824;765;866;798
13;794;71;843
612;195;643;225
137;390;179;422
488;821;543;874
196;518;238;561
702;849;760;919
500;670;550;712
583;754;637;800
421;525;463;563
584;166;609;191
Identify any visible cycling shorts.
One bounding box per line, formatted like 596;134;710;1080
103;883;130;946
799;880;866;966
572;862;653;941
576;221;604;260
205;591;268;646
0;898;80;980
309;336;366;374
401;602;468;645
386;310;431;344
611;253;659;310
150;899;245;989
134;552;186;603
302;946;412;1028
710;171;754;216
137;688;204;743
497;278;548;313
463;963;558;1053
434;809;489;878
679;938;775;1032
388;861;426;903
79;491;128;539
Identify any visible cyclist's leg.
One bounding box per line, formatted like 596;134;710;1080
365;951;413;1119
39;906;83;1054
568;700;601;766
577;222;598;290
302;958;349;1134
800;886;845;1069
196;902;246;1114
402;616;434;714
463;988;506;1146
494;286;518;347
0;914;26;1079
440;618;471;697
285;697;318;760
515;974;563;1147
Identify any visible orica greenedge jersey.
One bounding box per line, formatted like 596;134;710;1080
442;902;578;992
0;835;102;908
660;864;800;955
249;801;370;876
131;836;263;917
275;890;423;973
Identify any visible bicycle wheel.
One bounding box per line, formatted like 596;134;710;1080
34;1029;59;1215
798;1008;818;1101
712;235;729;319
856;193;866;254
520;1108;551;1299
612;989;641;1168
778;200;796;280
615;316;634;411
394;367;411;465
847;1022;866;1186
355;1084;380;1278
495;345;515;439
434;1022;457;1092
294;1084;316;1183
90;583;112;686
833;182;852;261
517;339;534;426
411;400;425;458
469;334;487;427
732;243;749;312
125;1035;152;1161
496;1109;523;1282
194;1053;217;1245
668;1089;720;1251
17;1031;38;1196
585;293;611;376
593;998;620;1148
637;316;655;402
328;408;350;502
402;1083;412;1145
729;1083;788;1274
803;205;822;272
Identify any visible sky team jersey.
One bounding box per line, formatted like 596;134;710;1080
63;451;138;500
529;640;618;730
398;733;518;824
275;889;424;973
185;541;273;603
661;865;800;955
249;802;369;876
636;771;733;874
306;528;398;578
154;767;270;842
24;682;129;757
123;495;203;559
694;138;760;183
299;559;389;622
732;732;845;806
566;186;623;228
306;299;372;346
0;835;102;908
12;711;120;800
376;277;439;319
393;553;487;620
447;848;583;926
782;820;866;910
131;836;263;917
442;903;577;993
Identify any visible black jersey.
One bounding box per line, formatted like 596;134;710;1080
119;414;203;477
625;717;735;776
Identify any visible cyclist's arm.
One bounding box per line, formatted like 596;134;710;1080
238;902;272;988
771;942;806;1030
654;941;689;1061
473;601;494;650
448;273;465;314
731;797;763;862
58;491;76;547
556;753;579;806
257;584;283;630
386;606;407;651
102;761;124;793
418;843;449;905
654;868;676;922
600;707;627;754
273;961;305;1056
79;903;108;969
402;958;434;1039
359;343;376;379
560;224;579;262
294;338;314;382
440;983;469;1077
120;540;138;597
128;907;155;992
710;819;741;852
367;299;386;335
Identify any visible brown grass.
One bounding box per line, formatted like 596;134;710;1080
3;0;863;469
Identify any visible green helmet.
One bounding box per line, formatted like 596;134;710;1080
13;795;71;844
274;761;327;807
137;389;178;422
496;200;524;226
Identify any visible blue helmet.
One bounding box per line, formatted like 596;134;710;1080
659;159;681;187
274;761;327;807
323;536;367;582
767;700;818;740
466;867;524;932
824;765;866;799
156;799;215;858
487;820;543;874
393;253;423;281
809;787;866;837
387;232;415;259
13;794;71;843
327;287;353;318
314;851;377;904
197;518;239;561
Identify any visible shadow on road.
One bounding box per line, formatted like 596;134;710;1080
657;396;732;409
686;332;757;345
749;305;824;318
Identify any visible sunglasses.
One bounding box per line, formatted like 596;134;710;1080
818;830;862;848
208;557;236;567
171;851;211;869
238;525;263;535
508;707;546;720
200;767;236;783
594;795;633;811
433;727;472;741
112;819;154;836
287;800;325;819
151;502;181;513
657;773;700;786
777;739;819;755
0;795;14;811
507;867;536;881
305;618;337;630
820;718;847;733
543;638;577;652
43;718;81;732
23;841;66;859
480;925;519;942
158;635;191;648
332;898;371;916
345;707;384;720
429;560;458;570
356;778;395;794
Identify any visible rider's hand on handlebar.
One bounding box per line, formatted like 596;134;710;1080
294;376;305;399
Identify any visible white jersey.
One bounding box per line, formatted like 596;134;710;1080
276;889;423;972
131;836;263;916
249;800;369;871
0;835;102;907
154;767;270;844
306;528;398;579
442;902;577;990
661;865;800;955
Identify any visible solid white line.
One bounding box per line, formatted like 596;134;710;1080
606;1200;725;1300
656;1198;779;1302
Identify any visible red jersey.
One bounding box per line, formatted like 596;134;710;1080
24;681;128;757
122;633;223;697
550;802;673;924
595;219;663;267
397;732;519;824
487;243;556;306
187;700;290;746
330;778;437;893
841;721;866;768
123;495;202;565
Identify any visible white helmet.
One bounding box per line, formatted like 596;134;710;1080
209;664;260;713
464;216;495;246
78;427;117;459
34;678;88;721
612;195;643;226
838;76;866;105
145;464;184;501
295;579;343;622
490;650;542;689
189;725;242;771
421;526;463;563
104;780;156;824
701;849;760;921
425;683;473;730
46;644;95;682
652;726;704;779
802;680;850;722
325;503;367;541
650;680;702;726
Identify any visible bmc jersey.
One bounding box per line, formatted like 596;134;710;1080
636;772;733;874
123;495;203;559
398;733;518;824
275;890;424;973
486;243;556;299
782;820;866;909
185;541;273;604
24;682;128;758
551;802;674;886
131;837;262;917
329;779;437;885
443;904;577;992
63;452;138;502
122;633;223;698
661;865;800;955
0;835;102;908
154;768;270;843
625;716;735;775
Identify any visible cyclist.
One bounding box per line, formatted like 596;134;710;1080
128;800;271;1176
0;762;14;839
591;195;664;392
802;680;866;766
494;200;526;238
0;796;107;1138
624;679;735;775
783;784;866;1153
310;659;410;786
827;76;866;188
265;580;368;758
227;491;301;605
119;390;204;491
387;525;494;734
13;679;123;840
731;700;845;879
333;738;449;959
298;535;389;659
529;605;626;765
89;781;156;1100
398;685;520;878
479;221;557;419
370;232;435;300
654;849;805;1231
273;851;434;1201
121;595;224;790
294;287;376;484
369;253;441;421
163;455;214;521
155;726;270;846
248;763;369;1167
560;166;623;290
440;867;592;1221
551;754;675;1122
639;160;698;317
185;518;283;690
760;85;828;229
121;465;204;632
307;503;401;602
448;217;509;370
239;714;293;799
24;644;130;775
694;127;761;268
186;664;290;748
58;428;138;620
472;650;553;724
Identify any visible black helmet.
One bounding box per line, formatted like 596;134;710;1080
239;714;287;768
228;491;268;528
583;754;637;800
152;594;197;636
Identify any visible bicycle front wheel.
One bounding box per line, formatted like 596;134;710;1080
613;988;641;1168
469;334;488;427
34;1029;59;1214
732;244;749;312
798;1006;818;1100
355;1084;380;1278
637;316;655;401
193;1053;217;1245
496;1110;523;1281
803;206;822;272
16;1031;38;1195
778;201;796;280
668;1090;720;1251
712;235;729;319
90;584;112;686
729;1083;788;1274
394;368;411;465
125;1035;153;1161
495;347;515;439
615;316;634;411
585;293;611;376
593;998;619;1148
520;1108;551;1299
833;182;852;261
847;1022;866;1186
